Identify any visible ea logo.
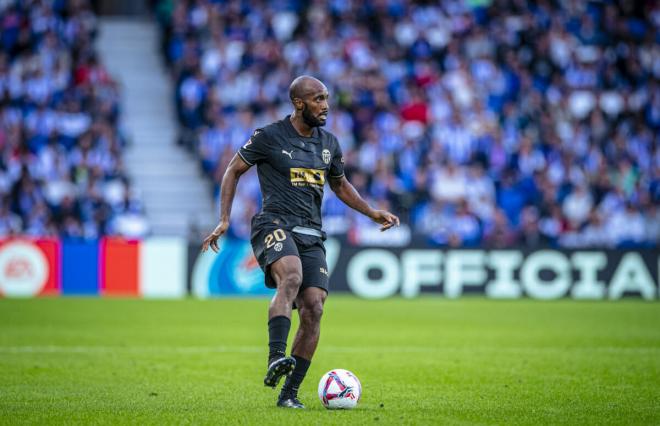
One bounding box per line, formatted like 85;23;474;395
274;242;283;252
0;241;48;297
322;149;331;164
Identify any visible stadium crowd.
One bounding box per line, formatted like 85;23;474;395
160;0;659;248
0;0;148;238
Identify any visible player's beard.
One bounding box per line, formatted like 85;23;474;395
302;103;326;127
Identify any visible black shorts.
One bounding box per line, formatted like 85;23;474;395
250;221;329;294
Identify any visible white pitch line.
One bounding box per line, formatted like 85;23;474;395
0;346;658;354
0;346;262;354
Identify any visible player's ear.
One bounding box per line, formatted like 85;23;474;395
292;97;304;111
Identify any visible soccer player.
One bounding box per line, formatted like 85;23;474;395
201;76;399;408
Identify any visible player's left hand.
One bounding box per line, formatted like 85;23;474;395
370;210;400;232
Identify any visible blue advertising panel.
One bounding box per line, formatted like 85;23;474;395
191;237;274;297
61;240;99;295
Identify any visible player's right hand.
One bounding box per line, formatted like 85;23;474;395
201;220;229;253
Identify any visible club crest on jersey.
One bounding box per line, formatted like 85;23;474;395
322;149;331;164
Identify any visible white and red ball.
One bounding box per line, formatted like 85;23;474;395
317;369;362;409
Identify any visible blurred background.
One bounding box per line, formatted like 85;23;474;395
0;0;657;299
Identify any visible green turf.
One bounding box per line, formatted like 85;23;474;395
0;297;659;425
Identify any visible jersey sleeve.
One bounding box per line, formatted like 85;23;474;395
329;137;345;178
238;129;268;166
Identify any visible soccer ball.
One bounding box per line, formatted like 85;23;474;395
318;369;362;409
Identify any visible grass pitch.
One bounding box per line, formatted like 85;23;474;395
0;297;659;425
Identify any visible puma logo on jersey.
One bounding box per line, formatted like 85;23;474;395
282;149;294;159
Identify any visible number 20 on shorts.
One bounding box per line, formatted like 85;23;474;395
265;229;286;248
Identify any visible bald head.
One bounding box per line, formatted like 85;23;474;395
289;75;330;129
289;76;327;102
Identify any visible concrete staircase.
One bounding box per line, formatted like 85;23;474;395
97;18;217;237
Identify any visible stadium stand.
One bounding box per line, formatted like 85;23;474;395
0;0;148;238
160;0;658;248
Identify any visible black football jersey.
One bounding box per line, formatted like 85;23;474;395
238;115;344;231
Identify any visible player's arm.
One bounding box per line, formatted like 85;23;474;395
329;175;400;232
201;154;251;252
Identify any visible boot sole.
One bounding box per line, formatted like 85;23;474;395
264;357;296;388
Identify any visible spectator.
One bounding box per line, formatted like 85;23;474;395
562;184;593;229
608;203;647;247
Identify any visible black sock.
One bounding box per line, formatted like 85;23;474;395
280;355;311;397
268;316;291;364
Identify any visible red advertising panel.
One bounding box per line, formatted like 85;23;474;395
100;238;139;296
